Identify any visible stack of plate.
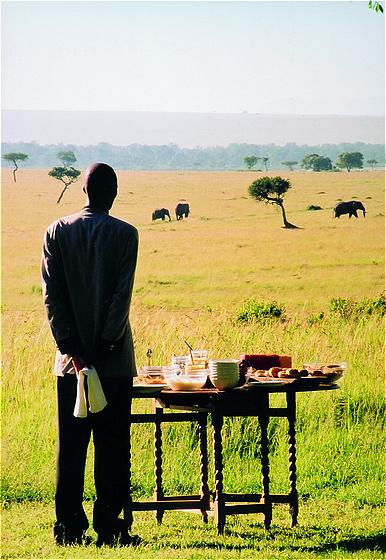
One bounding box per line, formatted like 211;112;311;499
209;359;239;390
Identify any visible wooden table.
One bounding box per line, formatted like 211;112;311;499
126;381;338;533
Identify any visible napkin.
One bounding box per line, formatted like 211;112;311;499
73;366;108;418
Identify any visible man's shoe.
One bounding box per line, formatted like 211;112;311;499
96;520;141;548
96;533;141;548
54;523;91;546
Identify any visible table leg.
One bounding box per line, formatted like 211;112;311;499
212;411;225;534
124;413;133;532
286;391;298;527
198;413;210;523
260;395;272;530
154;406;165;524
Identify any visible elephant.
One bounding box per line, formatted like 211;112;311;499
175;202;190;220
334;200;366;219
152;208;171;221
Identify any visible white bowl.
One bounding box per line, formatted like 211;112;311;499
209;371;239;379
165;372;208;391
210;377;239;390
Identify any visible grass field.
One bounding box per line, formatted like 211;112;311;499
1;168;385;559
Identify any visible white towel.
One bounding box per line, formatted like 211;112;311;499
73;366;108;418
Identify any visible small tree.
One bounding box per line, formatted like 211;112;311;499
244;155;260;170
48;166;81;203
335;152;364;172
301;154;332;172
281;161;298;172
2;152;28;182
262;156;269;171
366;158;378;171
57;151;77;167
248;176;298;229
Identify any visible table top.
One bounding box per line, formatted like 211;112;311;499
133;379;339;400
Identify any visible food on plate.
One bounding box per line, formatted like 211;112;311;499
137;374;164;385
278;368;300;379
269;366;282;378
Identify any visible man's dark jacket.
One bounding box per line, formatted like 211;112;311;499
41;207;138;377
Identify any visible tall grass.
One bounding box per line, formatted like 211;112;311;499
2;308;384;509
1;170;384;553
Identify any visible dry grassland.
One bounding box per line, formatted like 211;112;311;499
2;168;384;314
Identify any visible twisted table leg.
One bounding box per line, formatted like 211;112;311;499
124;410;133;532
154;406;165;524
259;395;272;530
286;391;298;527
198;413;210;522
212;411;225;534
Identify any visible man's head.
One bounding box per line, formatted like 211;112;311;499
83;163;118;210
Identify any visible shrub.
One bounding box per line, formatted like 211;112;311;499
236;299;285;323
329;295;386;319
306;205;323;211
307;311;325;325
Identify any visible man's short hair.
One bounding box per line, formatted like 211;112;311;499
85;163;117;208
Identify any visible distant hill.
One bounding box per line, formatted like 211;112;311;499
2;110;384;147
1;140;384;171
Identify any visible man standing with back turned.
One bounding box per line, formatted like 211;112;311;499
41;163;139;547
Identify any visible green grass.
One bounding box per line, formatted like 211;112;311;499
1;169;385;558
1;501;385;559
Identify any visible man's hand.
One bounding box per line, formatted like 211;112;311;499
71;356;88;372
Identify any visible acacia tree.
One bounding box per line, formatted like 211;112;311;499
244;155;260;170
248;176;298;229
335;152;364;172
2;152;28;182
366;158;378;171
57;150;77;167
281;161;298;171
301;154;332;172
262;156;269;171
48;166;81;203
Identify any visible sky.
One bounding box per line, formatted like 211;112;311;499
1;0;385;116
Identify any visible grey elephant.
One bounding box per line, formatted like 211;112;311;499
175;202;190;220
152;208;171;221
334;200;366;218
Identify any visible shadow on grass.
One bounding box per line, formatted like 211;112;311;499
179;526;386;554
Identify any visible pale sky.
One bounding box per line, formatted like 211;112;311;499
2;0;385;116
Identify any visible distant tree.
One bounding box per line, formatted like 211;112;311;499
2;152;28;182
366;158;378;171
248;176;298;229
301;154;332;172
368;1;384;13
48;166;81;203
335;152;364;172
281;161;298;171
262;156;269;171
244;155;260;170
57;150;77;167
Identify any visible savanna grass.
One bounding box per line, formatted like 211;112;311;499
1;169;384;557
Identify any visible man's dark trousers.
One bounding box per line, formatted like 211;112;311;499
55;374;132;539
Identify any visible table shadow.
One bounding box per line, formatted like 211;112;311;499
183;527;386;554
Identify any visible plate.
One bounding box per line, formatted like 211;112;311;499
246;378;286;387
133;383;168;395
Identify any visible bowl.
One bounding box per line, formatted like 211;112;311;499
164;369;208;391
137;366;165;385
303;362;347;383
210;376;239;390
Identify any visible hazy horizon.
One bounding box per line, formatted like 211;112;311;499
2;109;384;148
